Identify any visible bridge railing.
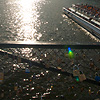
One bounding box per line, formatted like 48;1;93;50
0;41;100;82
0;41;100;99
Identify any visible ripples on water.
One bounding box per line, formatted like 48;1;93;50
0;0;48;41
0;0;100;43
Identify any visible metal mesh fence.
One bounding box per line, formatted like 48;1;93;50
0;44;100;100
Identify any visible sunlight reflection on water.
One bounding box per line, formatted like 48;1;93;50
2;0;47;42
15;0;42;41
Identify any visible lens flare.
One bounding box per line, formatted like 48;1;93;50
75;76;79;82
68;47;74;59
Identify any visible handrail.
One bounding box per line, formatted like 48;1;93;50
0;41;100;49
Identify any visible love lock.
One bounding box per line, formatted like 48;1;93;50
18;57;21;63
25;68;30;73
79;71;86;82
0;72;4;83
95;72;100;82
73;65;80;77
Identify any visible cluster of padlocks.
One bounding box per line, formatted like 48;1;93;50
73;65;86;82
0;48;100;99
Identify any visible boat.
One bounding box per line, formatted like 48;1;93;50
62;4;100;39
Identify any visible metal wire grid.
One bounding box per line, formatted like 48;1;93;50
0;48;100;80
0;47;100;100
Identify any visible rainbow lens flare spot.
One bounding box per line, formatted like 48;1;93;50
75;76;79;82
68;47;74;59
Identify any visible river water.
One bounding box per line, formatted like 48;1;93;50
0;0;100;44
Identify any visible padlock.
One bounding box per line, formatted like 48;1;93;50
14;86;18;91
73;65;80;76
95;72;100;82
90;62;94;67
1;90;4;98
71;61;74;66
68;87;71;92
0;72;4;83
83;54;86;58
18;57;21;63
97;90;100;95
80;87;84;92
88;87;91;95
57;58;62;65
79;71;86;82
94;67;100;71
25;68;30;73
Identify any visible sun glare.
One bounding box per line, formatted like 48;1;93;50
17;0;41;41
